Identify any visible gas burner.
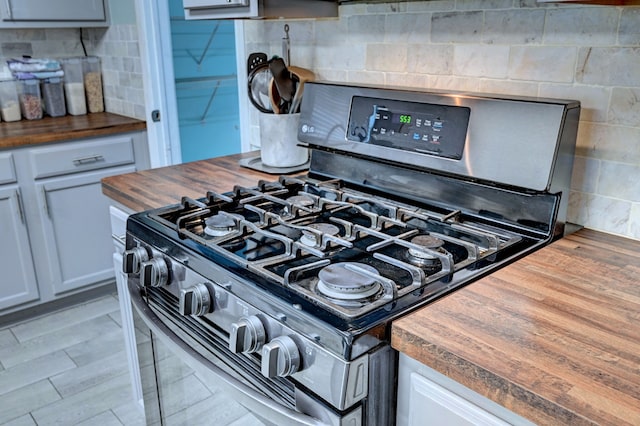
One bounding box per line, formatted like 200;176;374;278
300;223;340;247
204;213;237;237
287;195;315;209
317;262;381;301
405;234;447;271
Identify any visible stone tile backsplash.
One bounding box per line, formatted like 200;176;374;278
83;25;146;120
244;0;640;239
0;25;145;121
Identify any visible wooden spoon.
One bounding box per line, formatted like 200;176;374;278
268;77;283;114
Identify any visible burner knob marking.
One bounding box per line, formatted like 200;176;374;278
140;258;169;288
229;316;266;354
261;336;300;378
122;247;149;274
179;283;213;316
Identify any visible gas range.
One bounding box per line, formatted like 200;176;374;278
124;81;580;426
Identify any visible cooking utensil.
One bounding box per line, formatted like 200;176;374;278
269;57;296;104
247;52;272;113
288;66;315;114
268;77;284;114
282;24;290;66
248;52;268;74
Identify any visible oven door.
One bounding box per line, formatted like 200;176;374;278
129;281;361;426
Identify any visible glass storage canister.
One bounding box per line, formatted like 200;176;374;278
41;77;66;117
0;78;21;122
19;79;43;120
62;58;87;115
83;56;104;113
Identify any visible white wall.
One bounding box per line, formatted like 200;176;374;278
243;0;640;240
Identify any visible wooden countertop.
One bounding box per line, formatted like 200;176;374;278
0;112;146;149
392;228;640;426
101;151;303;212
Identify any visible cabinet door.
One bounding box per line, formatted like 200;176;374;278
3;0;105;22
0;187;39;310
405;372;510;426
34;165;135;296
397;354;534;426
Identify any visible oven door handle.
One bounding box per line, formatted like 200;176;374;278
128;281;329;426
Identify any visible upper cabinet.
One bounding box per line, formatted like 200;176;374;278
0;0;109;28
183;0;338;20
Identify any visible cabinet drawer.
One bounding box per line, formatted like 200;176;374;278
0;153;17;185
30;136;135;179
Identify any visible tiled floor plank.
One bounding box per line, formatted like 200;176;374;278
49;349;129;398
30;372;134;425
0;315;121;369
0;414;37;426
9;296;120;343
0;329;18;351
63;328;129;367
0;380;61;424
0;350;76;396
111;400;145;426
75;410;124;426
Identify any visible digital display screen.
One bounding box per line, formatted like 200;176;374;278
347;96;470;160
392;114;412;124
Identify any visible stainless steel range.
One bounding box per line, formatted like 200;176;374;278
124;82;580;425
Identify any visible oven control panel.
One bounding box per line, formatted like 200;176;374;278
346;96;470;160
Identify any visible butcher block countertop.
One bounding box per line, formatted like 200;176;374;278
101;151;302;212
392;228;640;426
0;112;146;149
101;153;640;425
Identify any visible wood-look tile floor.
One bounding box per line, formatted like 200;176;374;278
0;294;261;426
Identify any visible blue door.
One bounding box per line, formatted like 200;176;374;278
168;0;241;163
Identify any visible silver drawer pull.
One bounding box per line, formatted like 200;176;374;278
73;154;104;165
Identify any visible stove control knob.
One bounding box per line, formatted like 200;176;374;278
179;283;212;316
229;316;266;354
261;336;300;378
122;247;149;274
140;258;169;288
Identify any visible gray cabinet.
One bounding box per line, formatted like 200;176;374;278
0;152;39;310
397;353;535;426
0;130;149;317
0;0;108;28
33;166;135;295
0;186;39;310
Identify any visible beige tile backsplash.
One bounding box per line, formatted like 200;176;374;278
245;1;640;240
0;24;145;121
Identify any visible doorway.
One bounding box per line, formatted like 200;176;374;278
135;0;247;167
167;0;241;163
